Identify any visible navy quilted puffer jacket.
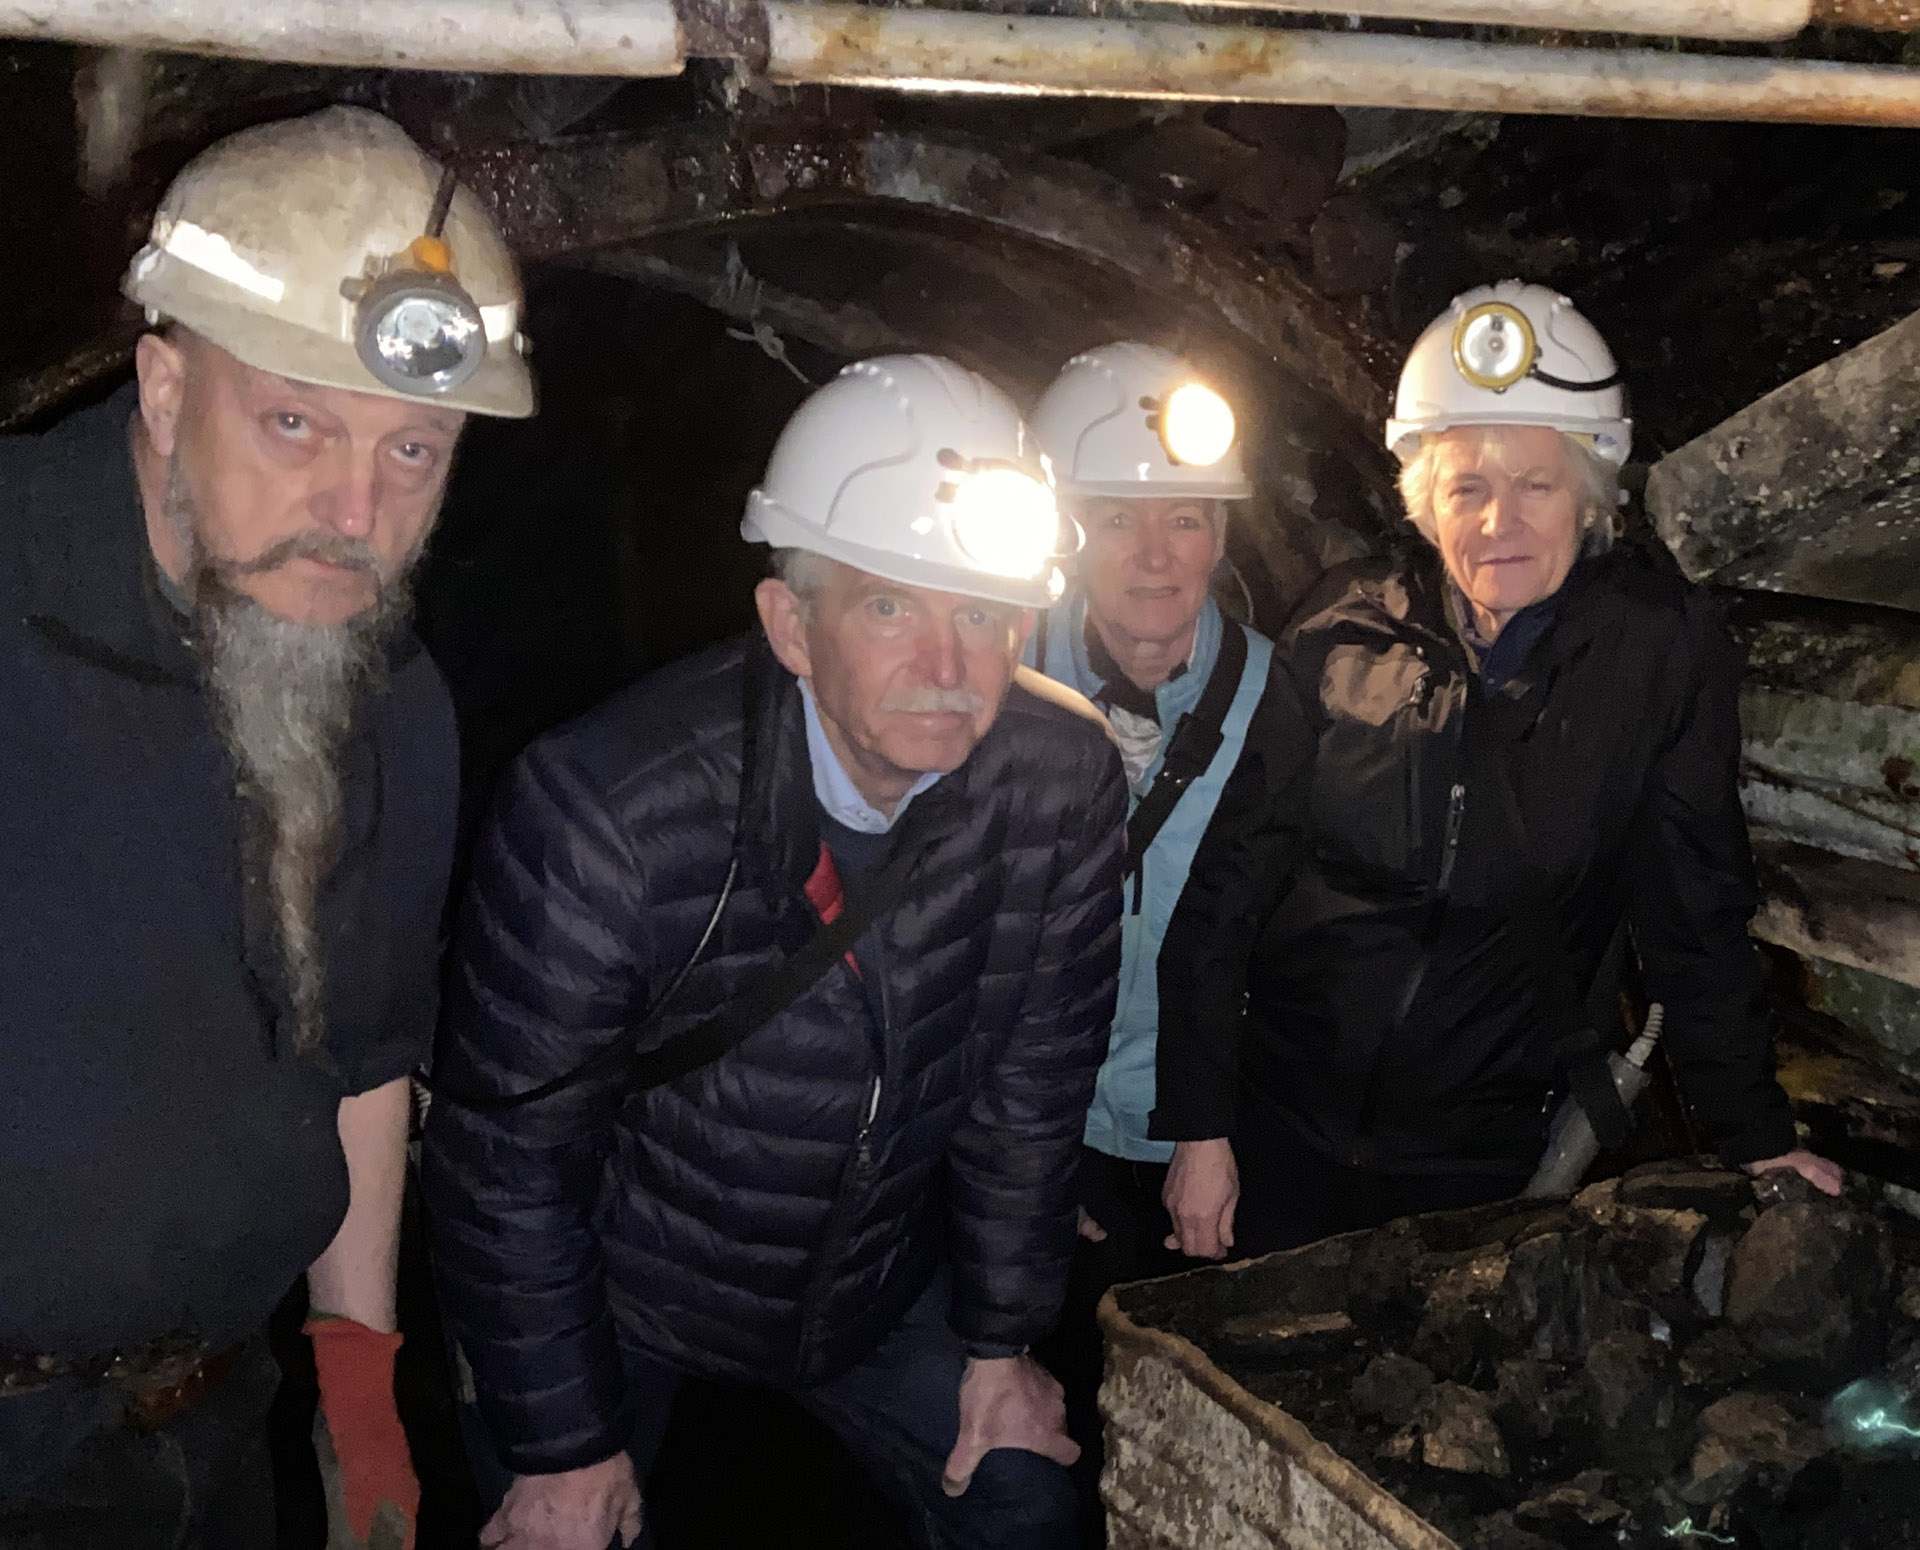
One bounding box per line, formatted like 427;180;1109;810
423;635;1126;1472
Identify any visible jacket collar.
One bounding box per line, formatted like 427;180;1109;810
22;384;199;686
1054;587;1222;733
1385;533;1620;700
737;634;968;903
797;679;939;835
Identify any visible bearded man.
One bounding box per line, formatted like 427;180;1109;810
0;107;532;1550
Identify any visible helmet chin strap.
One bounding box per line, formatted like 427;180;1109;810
1528;366;1624;394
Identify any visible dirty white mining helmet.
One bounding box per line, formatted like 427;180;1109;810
1033;342;1252;501
1386;280;1631;466
124;106;533;418
742;355;1074;610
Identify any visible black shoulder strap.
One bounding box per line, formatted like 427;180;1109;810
1123;621;1249;878
434;843;919;1114
1477;728;1634;1150
624;841;919;1092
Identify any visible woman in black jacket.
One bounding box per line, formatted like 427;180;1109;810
1154;281;1840;1259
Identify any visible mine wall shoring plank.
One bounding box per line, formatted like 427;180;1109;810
1648;307;1920;609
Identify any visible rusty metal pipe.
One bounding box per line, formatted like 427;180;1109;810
762;3;1920;126
0;0;687;73
4;0;1916;120
1118;0;1814;44
1813;0;1920;26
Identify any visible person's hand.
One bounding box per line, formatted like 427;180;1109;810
1075;1206;1109;1243
1162;1138;1238;1259
480;1454;645;1550
940;1354;1079;1497
1745;1148;1844;1197
305;1317;419;1550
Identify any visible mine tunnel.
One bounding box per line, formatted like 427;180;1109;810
6;8;1920;1550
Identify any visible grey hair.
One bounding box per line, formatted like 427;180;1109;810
770;547;837;617
1398;428;1618;557
166;456;406;1058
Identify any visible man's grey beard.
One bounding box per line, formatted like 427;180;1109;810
166;460;419;1056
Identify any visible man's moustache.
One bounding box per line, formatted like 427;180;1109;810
213;532;385;582
880;688;985;715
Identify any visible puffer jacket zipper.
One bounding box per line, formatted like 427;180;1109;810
793;936;891;1380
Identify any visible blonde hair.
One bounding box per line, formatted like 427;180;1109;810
1398;428;1618;557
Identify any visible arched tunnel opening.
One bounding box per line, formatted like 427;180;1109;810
7;29;1920;1550
358;175;1408;1545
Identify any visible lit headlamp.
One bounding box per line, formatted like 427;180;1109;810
1452;301;1536;391
936;449;1070;582
1142;380;1237;469
1452;300;1623;396
345;167;486;398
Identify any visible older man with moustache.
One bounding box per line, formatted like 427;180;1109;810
424;356;1126;1550
0;107;532;1550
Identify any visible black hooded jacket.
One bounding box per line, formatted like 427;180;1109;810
1152;539;1797;1175
0;386;456;1364
423;637;1125;1473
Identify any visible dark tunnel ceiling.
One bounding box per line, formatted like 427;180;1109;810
3;43;1919;458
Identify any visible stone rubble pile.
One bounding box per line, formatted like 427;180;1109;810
1205;1159;1920;1549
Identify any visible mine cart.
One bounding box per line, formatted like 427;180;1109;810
1101;1161;1920;1550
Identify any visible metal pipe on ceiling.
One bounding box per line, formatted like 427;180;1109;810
1062;0;1920;39
761;2;1920;126
1125;0;1816;44
0;0;687;74
3;0;1920;126
1813;0;1920;25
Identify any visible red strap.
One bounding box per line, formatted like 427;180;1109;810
804;842;860;975
804;841;844;924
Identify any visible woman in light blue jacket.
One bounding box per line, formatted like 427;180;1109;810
1027;343;1276;1545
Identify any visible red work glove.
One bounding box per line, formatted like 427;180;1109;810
306;1316;420;1550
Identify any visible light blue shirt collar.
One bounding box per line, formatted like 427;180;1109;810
799;681;940;835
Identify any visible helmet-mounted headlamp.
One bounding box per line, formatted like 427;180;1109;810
344;166;487;398
935;447;1076;592
1140;380;1238;470
1451;300;1622;396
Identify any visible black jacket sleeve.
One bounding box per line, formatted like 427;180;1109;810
1150;653;1318;1142
944;736;1126;1357
421;742;655;1474
1629;593;1797;1165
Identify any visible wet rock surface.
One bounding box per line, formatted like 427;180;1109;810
1352;1352;1435;1428
1726;1200;1894;1385
1584;1329;1675;1435
1116;1159;1920;1550
1685;1390;1829;1503
1215;1308;1356;1362
1418;1383;1509;1479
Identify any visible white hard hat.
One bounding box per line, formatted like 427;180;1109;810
125;106;533;419
1385;281;1631;466
743;355;1068;611
1033;342;1252;501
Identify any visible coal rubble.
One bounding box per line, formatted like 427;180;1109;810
1123;1161;1920;1549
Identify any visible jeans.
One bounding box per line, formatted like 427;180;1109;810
463;1272;1077;1550
0;1336;278;1550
